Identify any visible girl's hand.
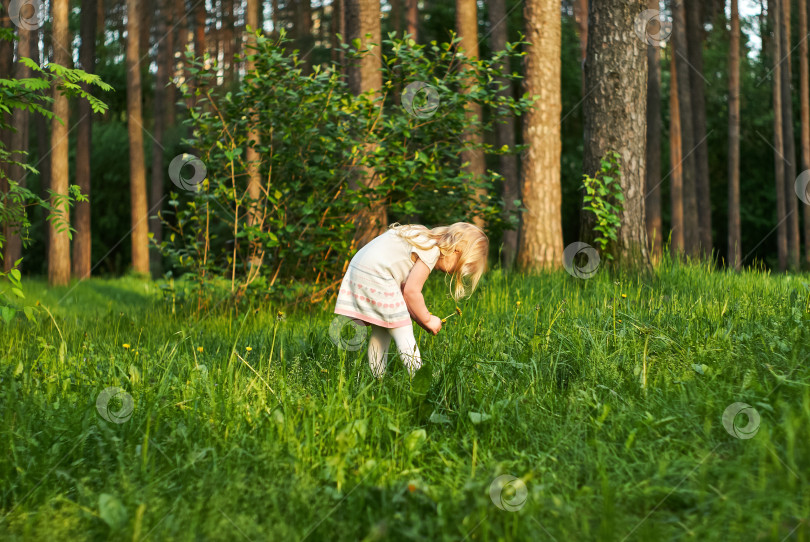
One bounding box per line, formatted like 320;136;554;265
425;315;442;335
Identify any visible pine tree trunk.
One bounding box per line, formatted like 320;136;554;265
36;30;51;261
582;0;649;267
151;0;171;277
345;0;386;248
224;0;234;82
296;0;313;73
645;0;661;261
516;0;563;271
126;0;151;274
799;0;810;266
671;0;700;258
4;21;32;271
780;0;800;269
391;0;402;35
728;0;741;270
770;0;788;270
670;51;684;254
49;0;73;285
685;0;712;257
331;0;345;66
456;0;487;229
573;0;587;93
488;0;519;270
72;0;98;280
406;0;418;41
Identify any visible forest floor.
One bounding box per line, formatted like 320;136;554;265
1;259;809;541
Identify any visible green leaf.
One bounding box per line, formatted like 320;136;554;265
0;306;16;324
98;493;128;530
468;412;491;424
404;429;427;451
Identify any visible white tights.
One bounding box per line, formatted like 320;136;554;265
367;324;422;378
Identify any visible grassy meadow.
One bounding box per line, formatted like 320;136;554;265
1;257;810;541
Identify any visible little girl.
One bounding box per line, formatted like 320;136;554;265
334;222;489;377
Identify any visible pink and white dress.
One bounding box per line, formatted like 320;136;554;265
334;228;441;328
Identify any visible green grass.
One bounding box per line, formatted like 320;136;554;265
2;257;810;541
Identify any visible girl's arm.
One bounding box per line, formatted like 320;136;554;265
402;258;433;328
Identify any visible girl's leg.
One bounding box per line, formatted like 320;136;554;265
367;324;392;378
389;325;422;376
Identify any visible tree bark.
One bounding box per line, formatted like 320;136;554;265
391;0;402;35
780;0;800;269
799;0;810;266
127;0;151;274
49;0;73;285
345;0;386;249
295;0;313;73
670;50;684;254
246;0;263;233
645;0;661;261
223;0;234;82
151;0;172;277
73;0;98;280
573;0;587;93
582;0;649;266
488;0;519;270
516;0;562;271
671;0;700;258
685;0;712;256
331;0;345;66
728;0;741;270
456;0;487;229
405;0;418;41
770;0;788;270
4;21;33;271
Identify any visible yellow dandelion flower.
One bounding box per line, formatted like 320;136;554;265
122;343;131;349
516;301;521;307
621;294;627;299
245;346;252;352
197;346;204;353
455;307;462;316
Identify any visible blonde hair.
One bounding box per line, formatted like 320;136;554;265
388;222;489;302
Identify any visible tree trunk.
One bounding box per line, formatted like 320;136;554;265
573;0;587;93
581;0;649;266
345;0;386;248
151;0;171;277
405;0;418;41
36;30;52;261
391;0;402;35
127;0;151;274
780;0;800;269
223;0;234;82
49;0;73;285
728;0;741;270
246;0;263;233
4;21;33;271
0;14;12;262
645;0;661;261
799;0;810;266
331;0;345;65
671;0;700;258
685;0;712;257
73;0;98;280
456;0;487;229
295;0;313;73
670;51;684;254
516;0;562;271
488;0;519;270
770;0;788;270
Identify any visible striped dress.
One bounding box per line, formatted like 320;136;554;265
334;228;441;328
